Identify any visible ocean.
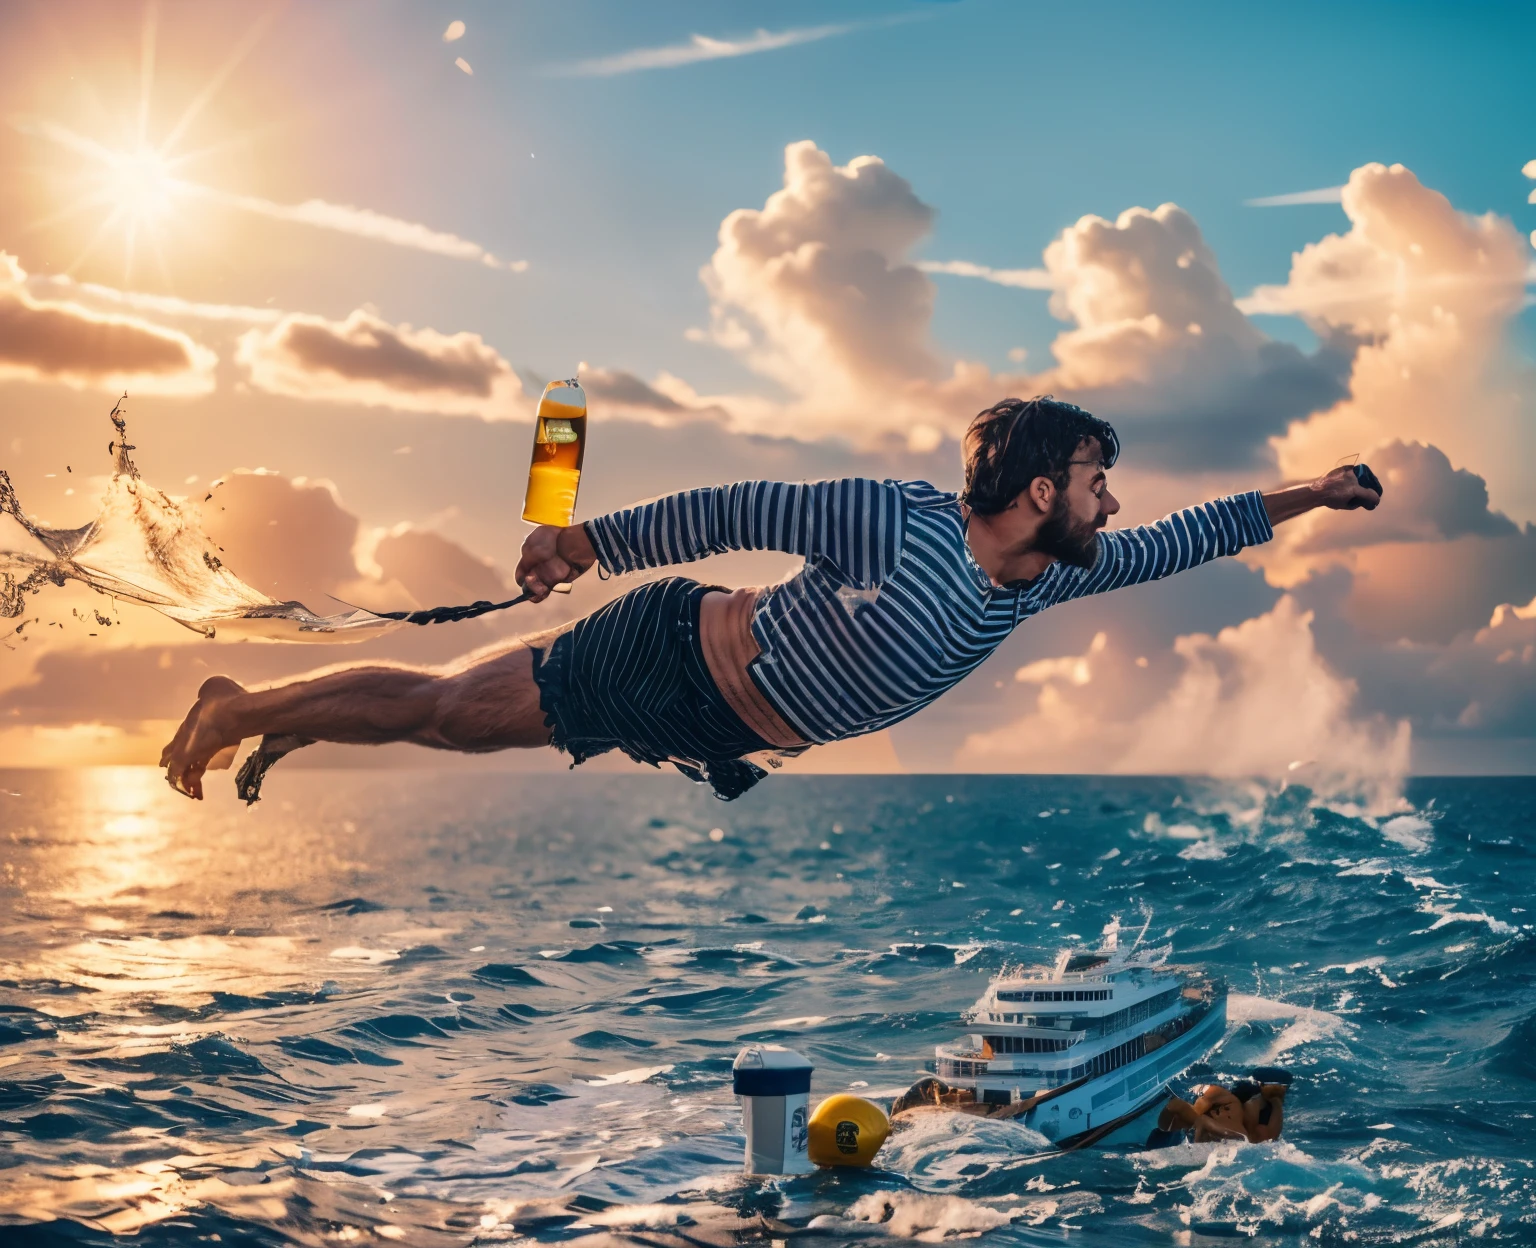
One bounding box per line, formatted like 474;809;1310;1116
1;769;1532;1245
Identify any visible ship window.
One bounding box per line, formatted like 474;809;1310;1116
983;1035;1072;1054
1094;987;1180;1038
1081;1032;1148;1080
998;988;1109;1006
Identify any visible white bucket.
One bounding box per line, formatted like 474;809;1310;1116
733;1045;814;1175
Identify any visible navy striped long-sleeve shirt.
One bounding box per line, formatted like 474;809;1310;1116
585;479;1273;744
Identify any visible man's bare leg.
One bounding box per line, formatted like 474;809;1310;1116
160;638;551;799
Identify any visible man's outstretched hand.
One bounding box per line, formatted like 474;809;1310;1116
515;523;598;601
1321;463;1384;510
1263;463;1383;526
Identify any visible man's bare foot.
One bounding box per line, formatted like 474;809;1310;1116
161;675;247;800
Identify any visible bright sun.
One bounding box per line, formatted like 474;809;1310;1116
19;3;271;286
25;124;192;284
106;146;178;229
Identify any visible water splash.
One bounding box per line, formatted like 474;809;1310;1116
0;399;400;642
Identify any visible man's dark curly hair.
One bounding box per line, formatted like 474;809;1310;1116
960;396;1120;515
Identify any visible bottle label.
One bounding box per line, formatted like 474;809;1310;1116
540;418;579;444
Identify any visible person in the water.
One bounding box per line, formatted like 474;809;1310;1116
1151;1068;1291;1145
160;396;1384;801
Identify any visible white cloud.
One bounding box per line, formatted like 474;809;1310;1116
1016;631;1105;685
1027;202;1347;466
690;139;1020;445
964;597;1410;799
1119;597;1408;785
236;308;527;419
685;141;1344;458
1262;162;1533;519
703;139;942;394
551;23;857;77
1273;441;1519;559
0;252;216;395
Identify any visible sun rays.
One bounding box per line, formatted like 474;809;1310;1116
12;2;276;285
13;1;518;286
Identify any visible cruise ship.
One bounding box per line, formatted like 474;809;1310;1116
893;920;1227;1149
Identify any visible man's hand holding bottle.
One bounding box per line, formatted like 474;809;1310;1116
515;523;597;602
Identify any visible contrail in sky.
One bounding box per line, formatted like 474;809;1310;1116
175;182;527;271
13;116;526;273
25;272;284;324
1245;186;1345;207
918;259;1056;290
550;22;860;77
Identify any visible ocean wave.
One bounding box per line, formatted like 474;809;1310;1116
81;1033;268;1079
1225;993;1355;1065
2;771;1530;1244
1145;1137;1532;1242
539;941;648;964
343;1012;458;1043
1484;1012;1536;1081
472;962;546;985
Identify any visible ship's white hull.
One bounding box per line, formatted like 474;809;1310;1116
960;994;1227;1146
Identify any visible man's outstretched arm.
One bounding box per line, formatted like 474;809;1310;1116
1056;464;1381;604
516;477;905;601
1261;463;1382;526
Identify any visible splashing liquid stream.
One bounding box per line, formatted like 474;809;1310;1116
0;399;402;642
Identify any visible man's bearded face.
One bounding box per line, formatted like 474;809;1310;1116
1035;491;1103;569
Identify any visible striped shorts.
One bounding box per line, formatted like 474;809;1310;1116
530;577;776;800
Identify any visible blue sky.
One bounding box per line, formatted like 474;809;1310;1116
288;0;1536;389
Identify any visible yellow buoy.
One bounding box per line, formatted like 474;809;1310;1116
807;1094;890;1167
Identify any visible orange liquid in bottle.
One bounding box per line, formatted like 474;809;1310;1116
522;379;588;526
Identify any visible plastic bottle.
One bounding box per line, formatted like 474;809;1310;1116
522;379;587;526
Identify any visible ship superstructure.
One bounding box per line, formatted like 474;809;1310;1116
912;920;1227;1147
